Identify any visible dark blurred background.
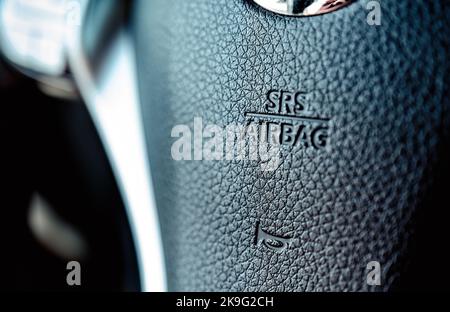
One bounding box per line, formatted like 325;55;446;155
0;59;140;291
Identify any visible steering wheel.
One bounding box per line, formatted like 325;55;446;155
1;0;449;291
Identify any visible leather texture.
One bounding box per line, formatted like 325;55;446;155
133;0;450;291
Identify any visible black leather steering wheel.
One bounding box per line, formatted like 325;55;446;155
132;0;450;291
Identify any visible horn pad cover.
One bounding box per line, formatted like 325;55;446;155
133;0;450;291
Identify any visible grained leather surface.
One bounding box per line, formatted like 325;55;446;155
133;0;450;291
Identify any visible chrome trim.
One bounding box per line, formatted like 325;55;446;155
65;0;167;292
252;0;354;17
